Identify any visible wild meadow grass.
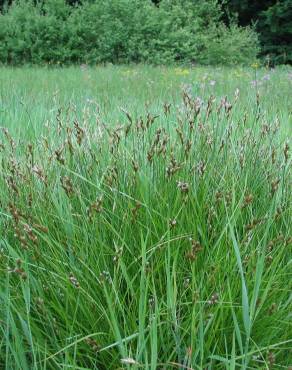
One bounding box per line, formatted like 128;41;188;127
0;65;291;369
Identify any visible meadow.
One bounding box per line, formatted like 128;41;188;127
0;65;291;369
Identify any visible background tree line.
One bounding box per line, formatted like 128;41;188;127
0;0;290;65
222;0;291;64
153;0;292;64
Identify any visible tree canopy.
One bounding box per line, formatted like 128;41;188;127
0;0;291;64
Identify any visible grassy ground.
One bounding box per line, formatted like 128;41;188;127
0;65;291;369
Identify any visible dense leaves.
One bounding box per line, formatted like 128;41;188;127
0;0;290;64
259;0;292;64
0;0;259;65
221;0;292;64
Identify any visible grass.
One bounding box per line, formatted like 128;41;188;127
0;65;291;369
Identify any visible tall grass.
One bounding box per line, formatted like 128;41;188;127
0;65;291;369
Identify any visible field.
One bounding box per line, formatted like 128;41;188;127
0;65;291;369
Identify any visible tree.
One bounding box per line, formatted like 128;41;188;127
221;0;276;25
221;0;291;64
259;0;292;64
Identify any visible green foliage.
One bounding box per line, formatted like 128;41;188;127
0;0;72;64
259;0;292;64
221;0;275;26
192;23;259;66
222;0;292;65
0;0;259;65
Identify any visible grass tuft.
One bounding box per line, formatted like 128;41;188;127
0;65;291;369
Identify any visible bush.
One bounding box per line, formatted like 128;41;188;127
0;0;72;64
0;0;259;65
67;0;144;64
198;23;259;65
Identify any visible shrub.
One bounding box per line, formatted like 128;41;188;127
0;0;259;65
0;0;72;64
198;23;259;65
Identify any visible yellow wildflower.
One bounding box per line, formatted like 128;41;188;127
174;67;190;76
251;62;259;69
